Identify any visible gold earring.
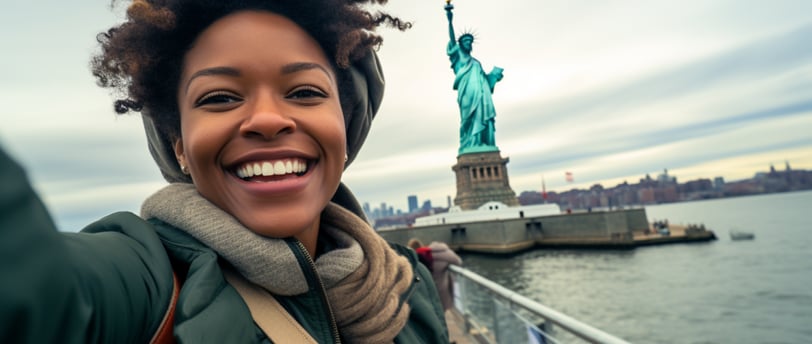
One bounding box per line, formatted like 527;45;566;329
181;165;189;174
344;154;348;163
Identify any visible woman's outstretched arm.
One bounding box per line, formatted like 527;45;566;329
0;145;174;343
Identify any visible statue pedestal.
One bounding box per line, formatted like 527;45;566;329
452;150;519;210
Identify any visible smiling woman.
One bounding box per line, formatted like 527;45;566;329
1;1;448;343
174;12;347;252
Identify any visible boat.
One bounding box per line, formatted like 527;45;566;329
729;230;755;241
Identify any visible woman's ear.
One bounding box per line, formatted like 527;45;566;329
174;139;189;175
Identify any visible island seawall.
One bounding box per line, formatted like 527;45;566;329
377;208;716;254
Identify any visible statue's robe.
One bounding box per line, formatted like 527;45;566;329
448;41;497;152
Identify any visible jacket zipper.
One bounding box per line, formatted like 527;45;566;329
294;239;342;344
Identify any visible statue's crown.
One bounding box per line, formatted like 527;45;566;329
458;32;475;43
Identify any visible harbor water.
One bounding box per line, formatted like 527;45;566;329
459;190;812;344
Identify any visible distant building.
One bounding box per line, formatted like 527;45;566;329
414;201;560;227
713;177;725;190
421;200;433;212
638;187;655;204
407;195;418;213
657;169;677;184
517;190;544;205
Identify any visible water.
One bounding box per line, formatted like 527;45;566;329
459;190;812;344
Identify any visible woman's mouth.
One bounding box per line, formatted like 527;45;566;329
233;158;309;181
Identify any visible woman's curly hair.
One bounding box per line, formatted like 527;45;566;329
91;0;410;142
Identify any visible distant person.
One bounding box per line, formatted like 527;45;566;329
408;239;463;311
0;1;449;343
408;238;435;271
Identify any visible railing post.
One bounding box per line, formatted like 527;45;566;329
491;291;499;342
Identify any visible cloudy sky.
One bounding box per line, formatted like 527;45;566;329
2;1;811;231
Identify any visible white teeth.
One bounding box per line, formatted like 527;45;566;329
262;162;273;176
236;159;308;179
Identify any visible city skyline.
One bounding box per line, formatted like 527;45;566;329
362;159;806;217
2;1;811;231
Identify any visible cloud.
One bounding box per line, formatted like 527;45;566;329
40;180;168;232
503;23;812;132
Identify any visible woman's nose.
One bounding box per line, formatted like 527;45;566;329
239;96;296;139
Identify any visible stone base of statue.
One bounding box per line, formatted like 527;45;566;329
452;149;520;210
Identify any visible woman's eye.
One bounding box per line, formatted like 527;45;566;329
287;86;328;100
195;92;242;107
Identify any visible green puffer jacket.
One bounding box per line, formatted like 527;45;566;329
0;147;448;343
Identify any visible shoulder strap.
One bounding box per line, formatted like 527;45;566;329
150;270;179;344
222;269;319;344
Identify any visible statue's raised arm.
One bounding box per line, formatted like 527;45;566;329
445;2;456;44
443;1;503;154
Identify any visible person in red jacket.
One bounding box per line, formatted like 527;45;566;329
408;239;463;311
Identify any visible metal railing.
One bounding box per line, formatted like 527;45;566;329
449;264;630;344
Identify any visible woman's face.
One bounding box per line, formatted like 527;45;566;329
175;11;346;246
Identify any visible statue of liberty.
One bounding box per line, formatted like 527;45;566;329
445;1;504;155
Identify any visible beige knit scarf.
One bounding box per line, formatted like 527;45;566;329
141;183;413;343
